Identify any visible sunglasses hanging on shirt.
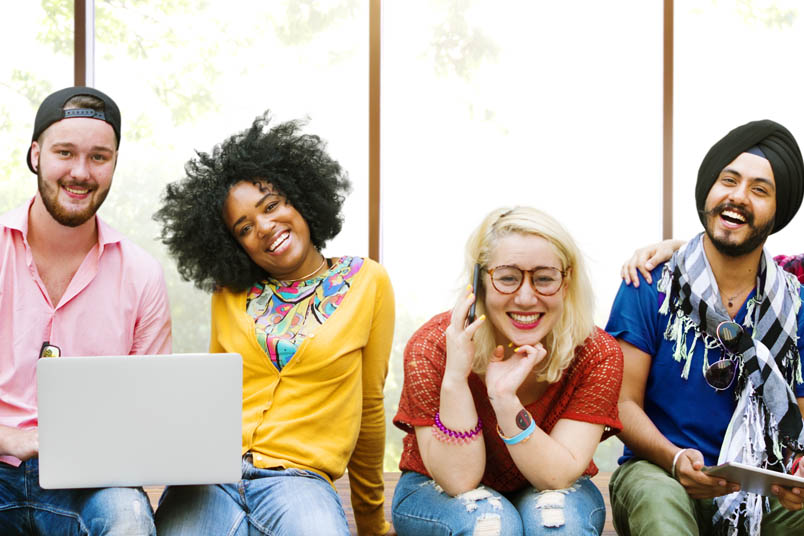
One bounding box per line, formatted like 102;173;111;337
39;341;61;358
705;321;745;391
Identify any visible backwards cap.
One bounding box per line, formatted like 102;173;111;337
27;86;121;173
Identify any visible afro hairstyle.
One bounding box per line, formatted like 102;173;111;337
154;111;351;292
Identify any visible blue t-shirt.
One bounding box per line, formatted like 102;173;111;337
605;263;804;467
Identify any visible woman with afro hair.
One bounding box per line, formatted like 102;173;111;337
153;112;394;536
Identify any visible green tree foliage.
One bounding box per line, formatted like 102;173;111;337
699;0;797;28
736;0;796;28
429;0;498;80
38;0;74;54
275;0;359;46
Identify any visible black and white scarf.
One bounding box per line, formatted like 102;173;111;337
657;233;804;536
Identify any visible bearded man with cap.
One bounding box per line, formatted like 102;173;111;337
0;87;171;535
605;119;804;536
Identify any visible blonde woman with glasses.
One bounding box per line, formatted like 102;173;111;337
392;206;623;535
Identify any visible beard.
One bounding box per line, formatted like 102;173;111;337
37;166;109;227
703;202;774;257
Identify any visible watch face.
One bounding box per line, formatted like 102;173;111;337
40;343;61;358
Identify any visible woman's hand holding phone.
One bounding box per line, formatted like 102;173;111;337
445;282;485;383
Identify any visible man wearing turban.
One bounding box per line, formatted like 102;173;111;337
606;119;804;535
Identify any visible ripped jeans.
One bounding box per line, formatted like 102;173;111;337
392;471;605;536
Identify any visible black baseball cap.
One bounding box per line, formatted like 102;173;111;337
27;86;121;173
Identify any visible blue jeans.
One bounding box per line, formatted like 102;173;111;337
0;458;155;535
155;456;350;536
392;471;605;536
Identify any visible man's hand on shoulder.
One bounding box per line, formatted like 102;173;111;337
620;239;684;287
0;426;39;461
675;449;740;499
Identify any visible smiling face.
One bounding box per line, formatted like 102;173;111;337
29;117;117;227
222;180;322;280
483;233;566;348
703;151;776;257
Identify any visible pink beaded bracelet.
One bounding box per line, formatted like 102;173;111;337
432;412;483;445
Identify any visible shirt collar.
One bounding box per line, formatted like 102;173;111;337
0;198;34;236
95;211;123;248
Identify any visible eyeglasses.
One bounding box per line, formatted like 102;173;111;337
706;321;745;391
486;265;565;296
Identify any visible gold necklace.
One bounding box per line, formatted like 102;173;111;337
281;256;327;283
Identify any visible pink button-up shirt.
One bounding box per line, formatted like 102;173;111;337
0;199;172;466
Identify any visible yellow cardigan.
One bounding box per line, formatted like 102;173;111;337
210;258;394;535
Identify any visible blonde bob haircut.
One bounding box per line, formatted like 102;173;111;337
465;206;596;382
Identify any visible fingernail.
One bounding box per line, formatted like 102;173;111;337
507;342;514;348
514;347;521;352
466;284;472;291
478;314;485;321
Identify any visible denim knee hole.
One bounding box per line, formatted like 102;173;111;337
456;487;503;513
533;481;581;528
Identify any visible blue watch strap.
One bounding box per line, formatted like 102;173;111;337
498;418;536;445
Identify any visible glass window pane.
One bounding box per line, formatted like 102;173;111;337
0;2;73;213
382;1;662;471
94;1;368;353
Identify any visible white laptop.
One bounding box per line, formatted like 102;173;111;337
37;353;242;489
